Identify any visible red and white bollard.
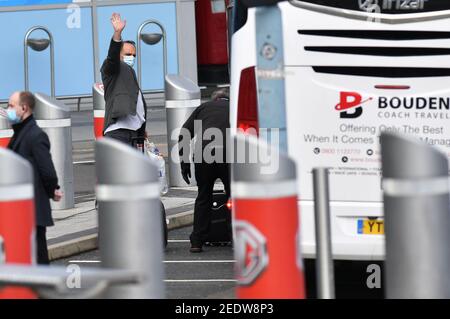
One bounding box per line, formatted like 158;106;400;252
93;83;105;140
0;117;13;148
0;148;36;299
231;134;306;298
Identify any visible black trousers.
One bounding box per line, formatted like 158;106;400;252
36;226;49;265
190;163;231;246
104;128;141;147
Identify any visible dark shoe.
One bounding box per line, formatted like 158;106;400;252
190;245;203;253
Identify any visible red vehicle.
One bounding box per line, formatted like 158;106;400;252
195;0;231;85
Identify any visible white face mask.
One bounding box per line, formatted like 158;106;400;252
123;55;135;67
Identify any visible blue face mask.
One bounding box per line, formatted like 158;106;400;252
6;109;21;124
123;55;135;68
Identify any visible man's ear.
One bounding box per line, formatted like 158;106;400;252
22;104;30;114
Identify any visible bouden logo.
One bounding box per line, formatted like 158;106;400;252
335;92;373;119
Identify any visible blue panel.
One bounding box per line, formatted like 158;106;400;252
0;0;72;7
97;2;178;91
357;219;363;234
0;8;94;99
255;6;288;153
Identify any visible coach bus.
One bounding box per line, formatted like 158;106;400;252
230;0;450;260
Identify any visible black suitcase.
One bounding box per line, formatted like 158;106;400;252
132;137;168;248
205;190;232;246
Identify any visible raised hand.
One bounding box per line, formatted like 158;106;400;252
111;13;126;40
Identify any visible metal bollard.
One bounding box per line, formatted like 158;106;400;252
165;74;201;187
381;132;450;299
96;138;165;299
0;148;37;299
34;93;74;210
0;117;12;148
92;83;105;140
312;168;335;299
231;134;305;298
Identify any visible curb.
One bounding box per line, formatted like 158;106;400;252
48;211;194;261
48;234;97;261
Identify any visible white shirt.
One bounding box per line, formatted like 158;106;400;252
105;89;146;133
105;37;146;133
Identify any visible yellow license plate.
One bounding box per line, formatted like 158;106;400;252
357;219;384;235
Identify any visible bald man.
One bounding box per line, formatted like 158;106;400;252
6;91;62;264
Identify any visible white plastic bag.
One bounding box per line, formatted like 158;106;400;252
144;138;169;195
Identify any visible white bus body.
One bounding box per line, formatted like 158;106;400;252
230;0;450;260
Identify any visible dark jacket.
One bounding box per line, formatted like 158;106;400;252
100;38;147;135
179;99;230;163
7;116;59;227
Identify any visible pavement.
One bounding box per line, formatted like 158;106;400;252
47;186;200;261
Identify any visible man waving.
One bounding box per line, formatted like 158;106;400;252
101;13;147;146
